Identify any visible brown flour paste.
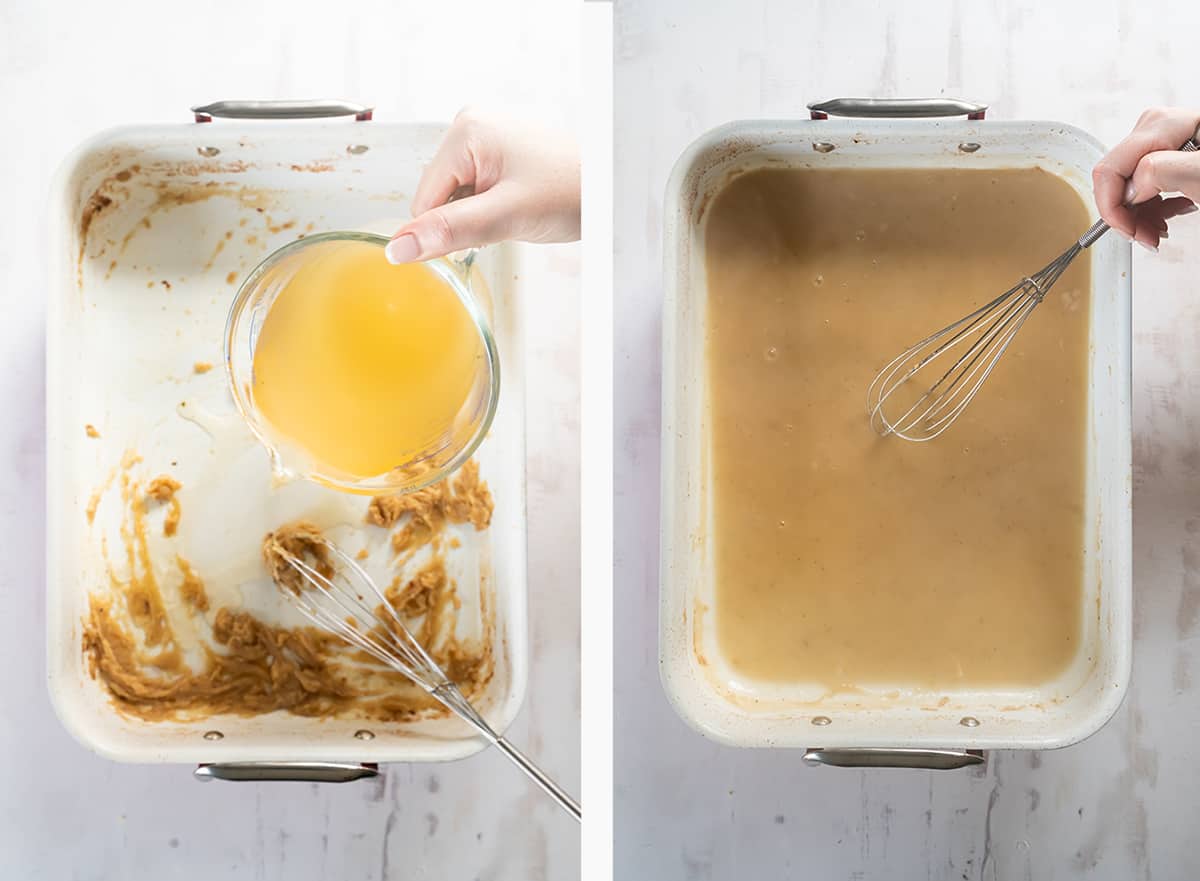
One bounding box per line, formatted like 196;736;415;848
81;455;496;722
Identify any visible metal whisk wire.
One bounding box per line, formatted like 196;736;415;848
270;536;581;821
868;130;1200;442
867;243;1081;442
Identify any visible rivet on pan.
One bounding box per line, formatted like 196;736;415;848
353;729;376;741
202;730;224;741
197;146;221;158
347;144;370;155
811;716;832;727
958;142;982;153
959;716;981;728
812;142;836;154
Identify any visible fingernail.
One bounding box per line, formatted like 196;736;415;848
384;234;420;264
1137;240;1158;253
1123;181;1138;205
1181;203;1199;216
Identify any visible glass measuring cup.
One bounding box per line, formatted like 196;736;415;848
224;231;500;495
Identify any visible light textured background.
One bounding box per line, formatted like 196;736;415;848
614;1;1199;878
0;0;580;878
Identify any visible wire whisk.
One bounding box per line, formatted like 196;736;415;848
266;530;581;821
868;132;1199;442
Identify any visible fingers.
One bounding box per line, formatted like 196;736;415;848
410;125;476;218
1125;194;1198;251
1157;194;1200;220
385;186;518;263
393;107;578;259
1093;132;1163;236
1092;107;1200;237
410;108;509;219
1128;150;1200;205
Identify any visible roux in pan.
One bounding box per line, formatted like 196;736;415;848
705;166;1090;689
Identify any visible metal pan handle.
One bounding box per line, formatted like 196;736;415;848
191;99;374;123
807;97;987;121
803;748;985;770
194;762;380;783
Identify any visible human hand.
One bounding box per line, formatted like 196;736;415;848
1092;107;1200;251
385;108;580;263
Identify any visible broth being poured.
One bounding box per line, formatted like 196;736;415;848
250;240;486;482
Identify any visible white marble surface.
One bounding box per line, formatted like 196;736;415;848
0;1;579;878
614;1;1199;878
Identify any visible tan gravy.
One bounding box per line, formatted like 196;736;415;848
705;166;1091;689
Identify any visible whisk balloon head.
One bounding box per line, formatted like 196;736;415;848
866;245;1080;441
265;531;580;821
265;535;449;691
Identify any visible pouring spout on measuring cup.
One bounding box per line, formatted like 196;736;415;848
265;445;301;490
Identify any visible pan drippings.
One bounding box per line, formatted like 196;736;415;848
705;166;1090;689
81;456;496;722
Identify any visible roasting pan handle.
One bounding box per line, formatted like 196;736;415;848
807;97;987;120
194;762;380;783
192;99;374;123
803;748;985;770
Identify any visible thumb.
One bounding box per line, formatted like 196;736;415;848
385;188;516;263
1128;150;1200;205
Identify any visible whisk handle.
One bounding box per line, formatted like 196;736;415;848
427;683;580;820
495;737;582;822
1077;218;1111;249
